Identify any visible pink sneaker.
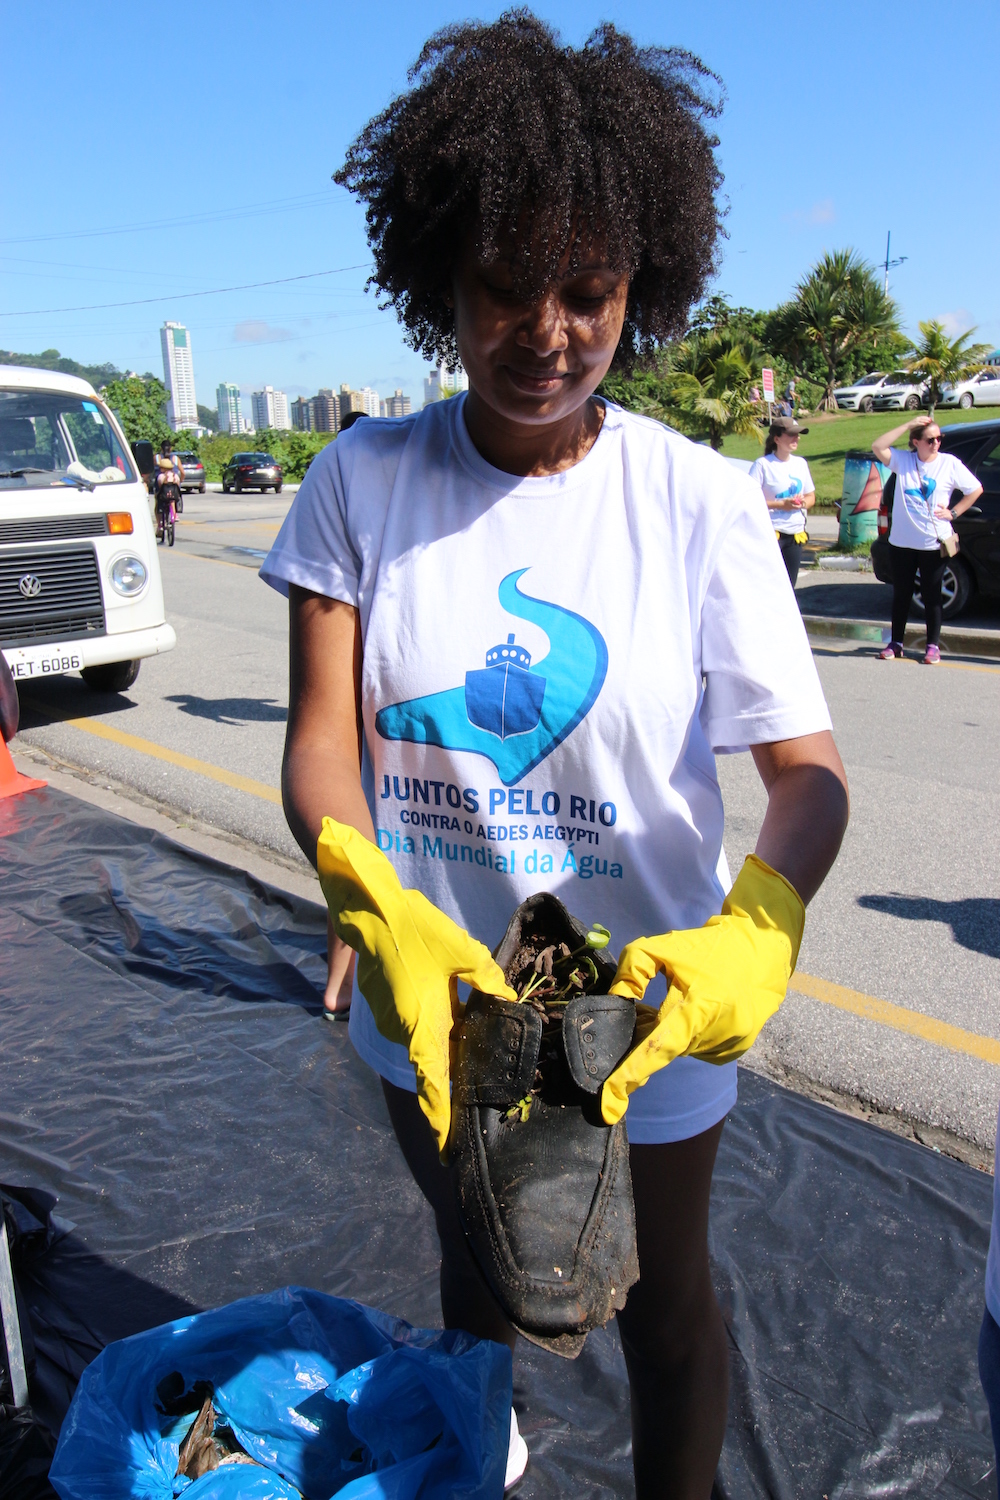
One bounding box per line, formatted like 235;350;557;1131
877;642;903;660
923;644;941;665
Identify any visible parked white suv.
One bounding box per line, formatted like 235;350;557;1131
872;372;930;412
834;372;892;412
939;370;1000;409
0;366;175;692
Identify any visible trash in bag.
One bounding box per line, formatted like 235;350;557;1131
49;1286;512;1500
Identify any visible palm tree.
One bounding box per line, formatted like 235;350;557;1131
905;321;992;411
600;331;762;451
666;334;761;450
770;250;900;412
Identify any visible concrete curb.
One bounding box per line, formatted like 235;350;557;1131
802;613;1000;659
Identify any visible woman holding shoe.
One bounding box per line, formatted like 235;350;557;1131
872;417;982;664
262;17;849;1494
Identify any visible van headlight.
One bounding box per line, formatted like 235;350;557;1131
109;555;148;596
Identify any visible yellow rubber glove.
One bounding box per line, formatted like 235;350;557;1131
316;817;515;1155
601;855;804;1126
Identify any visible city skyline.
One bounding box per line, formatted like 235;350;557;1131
5;2;993;422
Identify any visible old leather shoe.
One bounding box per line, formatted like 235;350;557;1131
449;893;639;1357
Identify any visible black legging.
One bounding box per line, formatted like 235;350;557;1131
890;544;946;646
777;532;803;587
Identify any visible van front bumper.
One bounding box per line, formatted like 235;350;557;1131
2;623;176;681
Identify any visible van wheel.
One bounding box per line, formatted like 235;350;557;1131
904;395;921;410
860;397;874;412
81;660;141;693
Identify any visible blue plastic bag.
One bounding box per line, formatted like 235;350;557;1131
49;1286;512;1500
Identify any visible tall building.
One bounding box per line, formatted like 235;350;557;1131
216;382;242;435
339;384;366;419
381;389;411;418
423;361;468;407
313;389;339;432
251;386;291;431
359;387;381;419
291;397;316;432
161;322;198;430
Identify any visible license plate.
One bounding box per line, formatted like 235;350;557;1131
3;646;84;679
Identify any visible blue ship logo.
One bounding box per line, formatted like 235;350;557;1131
775;478;803;500
375;568;608;786
465;633;546;739
903;474;936;509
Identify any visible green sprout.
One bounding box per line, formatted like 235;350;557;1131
514;923;611;1007
504;1094;533;1124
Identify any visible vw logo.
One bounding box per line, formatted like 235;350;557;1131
18;574;42;599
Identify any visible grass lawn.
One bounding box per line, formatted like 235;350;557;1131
717;408;993;511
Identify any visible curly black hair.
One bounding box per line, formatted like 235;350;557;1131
334;11;723;368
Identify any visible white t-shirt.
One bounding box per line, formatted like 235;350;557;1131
261;397;831;1143
887;448;979;550
748;453;815;535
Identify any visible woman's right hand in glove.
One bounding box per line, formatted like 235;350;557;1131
317;818;515;1157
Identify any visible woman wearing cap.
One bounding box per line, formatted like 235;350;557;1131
872;417;982;664
749;418;816;587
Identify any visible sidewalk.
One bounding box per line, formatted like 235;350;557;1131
796;570;1000;656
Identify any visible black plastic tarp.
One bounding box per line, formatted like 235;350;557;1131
0;785;995;1498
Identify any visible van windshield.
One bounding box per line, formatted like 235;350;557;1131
0;389;135;491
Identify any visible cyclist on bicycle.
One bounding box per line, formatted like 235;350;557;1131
154;441;184;507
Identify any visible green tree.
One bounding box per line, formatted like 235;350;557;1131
667;334;762;450
0;347;125;388
769;250;900;411
905;320;992;411
601;331;762;451
196;403;219;432
102;376;173;447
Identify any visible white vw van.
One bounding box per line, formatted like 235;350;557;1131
0;365;175;692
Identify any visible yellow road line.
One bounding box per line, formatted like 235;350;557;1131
157;546;253;572
58;716;283;805
178;522;281;535
794;970;1000;1067
942;659;1000;675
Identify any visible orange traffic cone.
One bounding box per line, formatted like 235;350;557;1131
0;736;46;799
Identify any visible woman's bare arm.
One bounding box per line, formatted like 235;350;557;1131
282;584;373;867
750;730;849;905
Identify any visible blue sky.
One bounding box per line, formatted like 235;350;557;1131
2;1;996;417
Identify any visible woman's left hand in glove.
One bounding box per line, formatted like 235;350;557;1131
601;855;804;1126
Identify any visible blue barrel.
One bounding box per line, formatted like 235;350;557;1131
840;451;889;547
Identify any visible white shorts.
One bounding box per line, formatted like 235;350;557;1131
348;991;736;1145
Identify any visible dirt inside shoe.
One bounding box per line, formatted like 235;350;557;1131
449;893;640;1357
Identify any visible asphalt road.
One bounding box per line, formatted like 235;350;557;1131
13;491;1000;1157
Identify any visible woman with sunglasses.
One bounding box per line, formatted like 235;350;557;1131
872;417;982;663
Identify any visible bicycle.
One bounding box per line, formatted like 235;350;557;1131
155;482;179;547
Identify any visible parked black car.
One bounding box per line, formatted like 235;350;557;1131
175;451;206;494
221;452;283;494
871;419;1000;618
